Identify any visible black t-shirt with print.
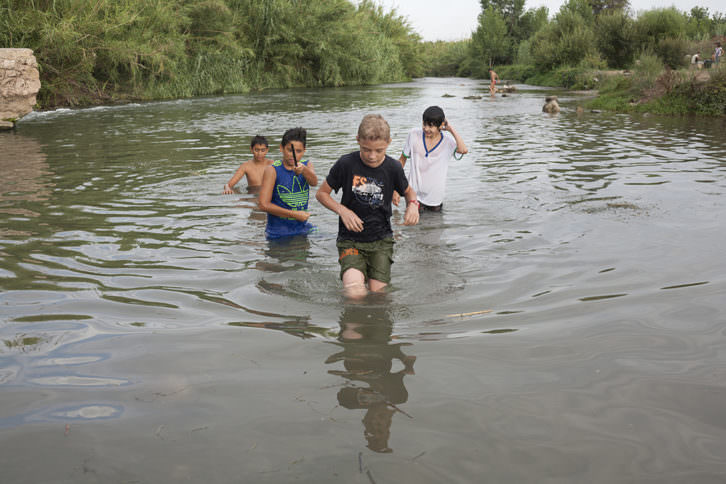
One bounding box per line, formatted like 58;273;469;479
326;151;409;243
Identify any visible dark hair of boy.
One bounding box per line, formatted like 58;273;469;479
250;135;268;148
422;106;445;128
281;127;307;148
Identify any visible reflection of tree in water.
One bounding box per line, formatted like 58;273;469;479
0;133;51;201
0;133;51;237
326;304;416;453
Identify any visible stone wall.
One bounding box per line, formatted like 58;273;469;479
0;48;41;130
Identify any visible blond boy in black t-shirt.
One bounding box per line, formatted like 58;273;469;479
316;114;419;298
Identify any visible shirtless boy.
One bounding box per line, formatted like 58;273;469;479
488;68;499;96
223;135;273;193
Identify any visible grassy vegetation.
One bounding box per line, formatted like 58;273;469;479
2;0;725;116
0;0;422;108
430;0;726;116
587;61;726;115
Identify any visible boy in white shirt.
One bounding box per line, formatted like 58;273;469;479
393;106;468;212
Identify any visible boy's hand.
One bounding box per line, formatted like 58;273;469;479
293;164;306;176
392;191;401;206
222;184;234;194
291;211;311;222
403;202;419;226
339;206;364;232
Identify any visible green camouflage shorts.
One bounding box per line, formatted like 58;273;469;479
336;238;394;283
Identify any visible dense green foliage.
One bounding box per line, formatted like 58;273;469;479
0;0;422;107
421;41;470;77
454;0;726;116
466;0;548;74
461;0;726;75
2;0;725;116
595;10;635;68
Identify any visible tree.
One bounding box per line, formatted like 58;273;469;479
590;0;629;17
477;0;548;63
686;6;712;39
530;2;597;70
470;6;510;71
480;0;525;39
596;10;636;67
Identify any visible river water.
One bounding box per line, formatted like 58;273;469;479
1;77;725;483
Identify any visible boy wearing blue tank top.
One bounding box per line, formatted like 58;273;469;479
258;128;318;239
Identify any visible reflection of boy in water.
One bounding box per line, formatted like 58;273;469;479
326;306;416;453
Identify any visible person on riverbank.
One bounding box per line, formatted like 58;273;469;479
223;135;273;193
691;51;702;69
392;105;468;213
488;68;499;95
258;128;318;239
714;42;723;64
316;114;419;298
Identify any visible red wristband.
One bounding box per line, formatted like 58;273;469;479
407;200;420;207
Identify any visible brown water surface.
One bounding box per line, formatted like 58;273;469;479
1;78;726;483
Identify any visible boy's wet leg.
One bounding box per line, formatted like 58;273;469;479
368;278;388;292
342;268;368;300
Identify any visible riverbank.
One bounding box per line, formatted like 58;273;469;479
587;65;726;116
1;0;423;110
496;62;726;117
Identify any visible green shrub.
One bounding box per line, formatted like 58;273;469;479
496;64;538;82
423;40;469;77
1;0;424;107
634;8;687;52
531;8;597;70
631;50;664;93
656;37;689;69
515;39;533;65
595;10;636;68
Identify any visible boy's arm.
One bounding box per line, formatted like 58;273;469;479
258;166;310;222
295;161;318;186
316;180;364;232
224;164;247;193
402;186;419;226
443;122;468;155
392;154;409;207
398;153;407;169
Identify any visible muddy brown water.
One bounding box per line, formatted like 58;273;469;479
1;78;725;483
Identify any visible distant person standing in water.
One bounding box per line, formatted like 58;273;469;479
393;106;468;212
488;68;499;95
